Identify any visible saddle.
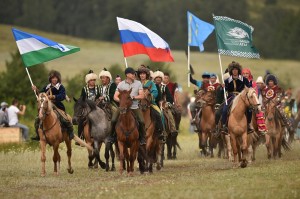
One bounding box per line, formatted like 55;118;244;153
97;102;112;121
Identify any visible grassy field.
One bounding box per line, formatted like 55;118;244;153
0;132;300;199
1;24;300;95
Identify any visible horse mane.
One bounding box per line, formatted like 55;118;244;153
230;88;255;113
84;98;97;111
39;93;53;110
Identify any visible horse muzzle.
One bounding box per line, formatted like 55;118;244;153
119;107;128;114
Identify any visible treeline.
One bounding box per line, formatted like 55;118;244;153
0;0;299;60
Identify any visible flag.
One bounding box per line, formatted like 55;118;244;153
116;17;174;62
188;11;215;52
213;16;260;59
12;28;80;67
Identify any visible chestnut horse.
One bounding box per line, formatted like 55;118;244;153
195;89;217;157
140;86;162;173
227;87;260;168
37;93;89;176
264;99;284;159
116;89;139;175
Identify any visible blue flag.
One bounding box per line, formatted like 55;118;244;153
188;11;215;52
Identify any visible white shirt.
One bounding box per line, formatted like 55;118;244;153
7;105;20;126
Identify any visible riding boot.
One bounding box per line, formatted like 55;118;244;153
31;117;40;141
64;120;74;140
139;123;146;145
247;123;254;134
108;120;117;144
220;124;228;135
281;113;294;133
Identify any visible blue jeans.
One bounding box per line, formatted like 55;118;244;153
12;123;29;141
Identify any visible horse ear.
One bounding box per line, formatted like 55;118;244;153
73;97;77;102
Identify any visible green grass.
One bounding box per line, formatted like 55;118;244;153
0;134;300;199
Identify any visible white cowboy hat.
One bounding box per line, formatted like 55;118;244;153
223;72;230;80
85;71;98;84
152;71;164;80
256;76;264;84
99;69;112;81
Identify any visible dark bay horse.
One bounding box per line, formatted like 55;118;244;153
116;89;139;175
73;97;115;171
37;93;75;176
264;99;284;159
140;86;162;173
227;87;260;168
195;88;217;157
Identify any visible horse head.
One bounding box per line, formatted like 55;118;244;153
140;86;152;111
73;97;96;124
37;93;52;121
243;87;260;112
265;99;277;121
118;88;133;114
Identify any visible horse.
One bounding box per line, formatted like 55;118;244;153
264;99;284;159
140;86;162;173
73;97;115;171
115;89;140;175
160;98;181;161
37;93;75;176
195;88;217;157
227;87;260;168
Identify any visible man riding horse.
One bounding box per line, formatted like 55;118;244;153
111;67;146;145
137;65;166;142
153;70;178;136
262;74;294;134
31;70;74;141
220;61;253;134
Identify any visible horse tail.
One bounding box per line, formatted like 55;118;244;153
281;137;291;151
73;134;93;151
176;140;182;150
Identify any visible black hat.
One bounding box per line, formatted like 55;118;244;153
228;61;242;75
125;67;136;75
48;70;61;83
265;74;278;85
137;65;150;79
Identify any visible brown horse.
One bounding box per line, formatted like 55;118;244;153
227;87;260;168
140;86;162;173
264;99;284;159
196;89;217;157
115;89;139;175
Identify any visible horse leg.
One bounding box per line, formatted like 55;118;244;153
109;144;116;171
172;135;177;159
39;133;47;177
225;135;233;161
167;135;172;160
156;141;162;171
52;144;60;175
94;141;106;169
129;142;139;176
209;135;214;158
230;134;238;167
137;146;146;174
118;141;124;175
240;133;248;168
104;143;110;172
65;136;74;174
160;143;165;167
200;132;208;156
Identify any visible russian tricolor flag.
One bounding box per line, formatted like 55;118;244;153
117;17;174;62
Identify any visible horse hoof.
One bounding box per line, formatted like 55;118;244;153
99;162;106;169
93;164;98;169
67;168;74;174
127;172;134;177
111;167;116;172
54;172;59;176
156;164;161;171
105;166;109;172
240;160;247;168
41;173;46;177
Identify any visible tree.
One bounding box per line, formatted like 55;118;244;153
0;51;49;105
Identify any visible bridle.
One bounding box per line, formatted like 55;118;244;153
119;93;133;114
38;94;58;132
140;89;151;111
241;89;260;111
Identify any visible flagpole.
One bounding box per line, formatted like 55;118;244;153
217;54;227;105
25;67;38;99
124;57;128;68
187;45;191;87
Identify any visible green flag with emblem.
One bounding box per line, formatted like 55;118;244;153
213;16;260;59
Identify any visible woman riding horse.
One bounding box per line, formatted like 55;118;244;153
32;70;74;141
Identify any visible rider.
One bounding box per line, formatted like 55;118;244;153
220;61;253;134
137;65;165;142
112;67;146;145
98;68;118;143
31;70;74;141
153;70;178;135
190;72;211;94
262;74;294;133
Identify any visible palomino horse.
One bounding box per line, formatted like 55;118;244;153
73;97;115;171
116;89;139;175
37;93;74;176
195;88;217;157
227;87;260;168
140;86;162;173
264;99;284;159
